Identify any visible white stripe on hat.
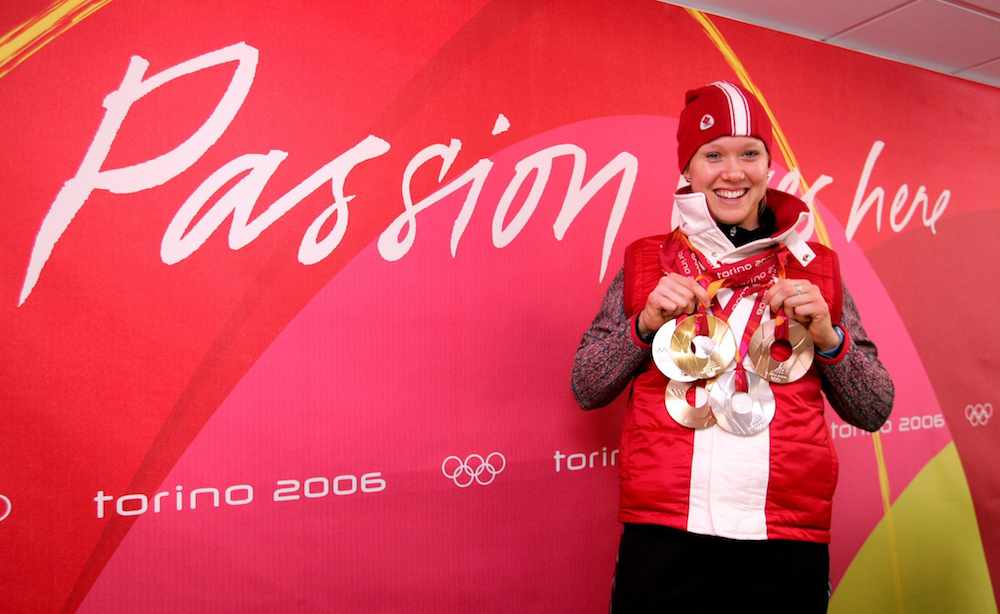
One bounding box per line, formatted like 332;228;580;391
712;81;751;136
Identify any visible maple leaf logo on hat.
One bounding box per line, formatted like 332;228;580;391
677;81;772;171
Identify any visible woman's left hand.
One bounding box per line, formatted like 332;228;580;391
763;279;840;352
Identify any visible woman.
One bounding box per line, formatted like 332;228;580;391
571;81;894;612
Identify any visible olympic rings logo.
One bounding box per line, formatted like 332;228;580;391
441;452;506;487
0;494;11;523
965;403;993;427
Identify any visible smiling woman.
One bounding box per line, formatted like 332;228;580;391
571;81;895;613
684;136;769;230
676;80;772;235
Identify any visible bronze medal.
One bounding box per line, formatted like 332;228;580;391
707;369;776;436
747;319;814;383
664;380;716;429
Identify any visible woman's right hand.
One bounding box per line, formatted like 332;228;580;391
637;273;710;337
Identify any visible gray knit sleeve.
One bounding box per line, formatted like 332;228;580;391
816;285;895;431
571;268;651;409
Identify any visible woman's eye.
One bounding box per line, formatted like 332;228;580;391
742;150;760;159
705;152;721;161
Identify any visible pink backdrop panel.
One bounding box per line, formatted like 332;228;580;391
1;1;997;612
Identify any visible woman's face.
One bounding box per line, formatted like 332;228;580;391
685;136;769;230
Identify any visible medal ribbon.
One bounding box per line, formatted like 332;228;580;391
771;250;791;342
660;229;790;393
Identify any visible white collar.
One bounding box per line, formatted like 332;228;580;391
669;188;816;267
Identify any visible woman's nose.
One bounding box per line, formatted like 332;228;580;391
720;164;745;181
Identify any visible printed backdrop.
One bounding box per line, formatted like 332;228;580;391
2;1;998;612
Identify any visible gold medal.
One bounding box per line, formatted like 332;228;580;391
747;319;814;383
707;370;775;436
669;314;737;380
652;319;695;382
664;380;716;429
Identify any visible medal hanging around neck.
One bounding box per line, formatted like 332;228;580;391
653;319;695;382
669;312;736;380
652;231;736;383
707;369;775;436
748;317;814;383
665;379;716;429
746;253;815;384
688;247;785;436
652;311;737;382
708;290;776;436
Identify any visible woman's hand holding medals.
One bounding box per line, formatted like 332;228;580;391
647;238;830;436
637;273;710;338
762;279;840;353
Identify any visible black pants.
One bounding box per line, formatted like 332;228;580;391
610;523;830;614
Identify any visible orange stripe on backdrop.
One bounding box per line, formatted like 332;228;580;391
683;8;833;246
683;8;904;613
0;0;112;80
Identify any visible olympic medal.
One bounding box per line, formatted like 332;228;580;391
664;380;716;429
707;369;775;436
652;319;697;382
670;314;737;380
747;319;814;383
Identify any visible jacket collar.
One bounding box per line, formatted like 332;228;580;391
670;187;815;266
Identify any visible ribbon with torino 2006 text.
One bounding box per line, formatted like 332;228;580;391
659;229;788;395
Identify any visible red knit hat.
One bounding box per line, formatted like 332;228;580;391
677;81;773;171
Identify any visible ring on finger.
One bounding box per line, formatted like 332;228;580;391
794;283;805;295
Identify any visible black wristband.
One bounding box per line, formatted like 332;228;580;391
636;315;655;344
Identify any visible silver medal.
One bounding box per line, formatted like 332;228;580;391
707;369;776;436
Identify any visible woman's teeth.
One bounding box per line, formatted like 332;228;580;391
715;189;748;199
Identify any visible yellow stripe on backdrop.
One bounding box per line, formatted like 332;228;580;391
0;0;112;79
682;7;905;613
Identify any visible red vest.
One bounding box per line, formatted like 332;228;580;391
619;233;844;542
